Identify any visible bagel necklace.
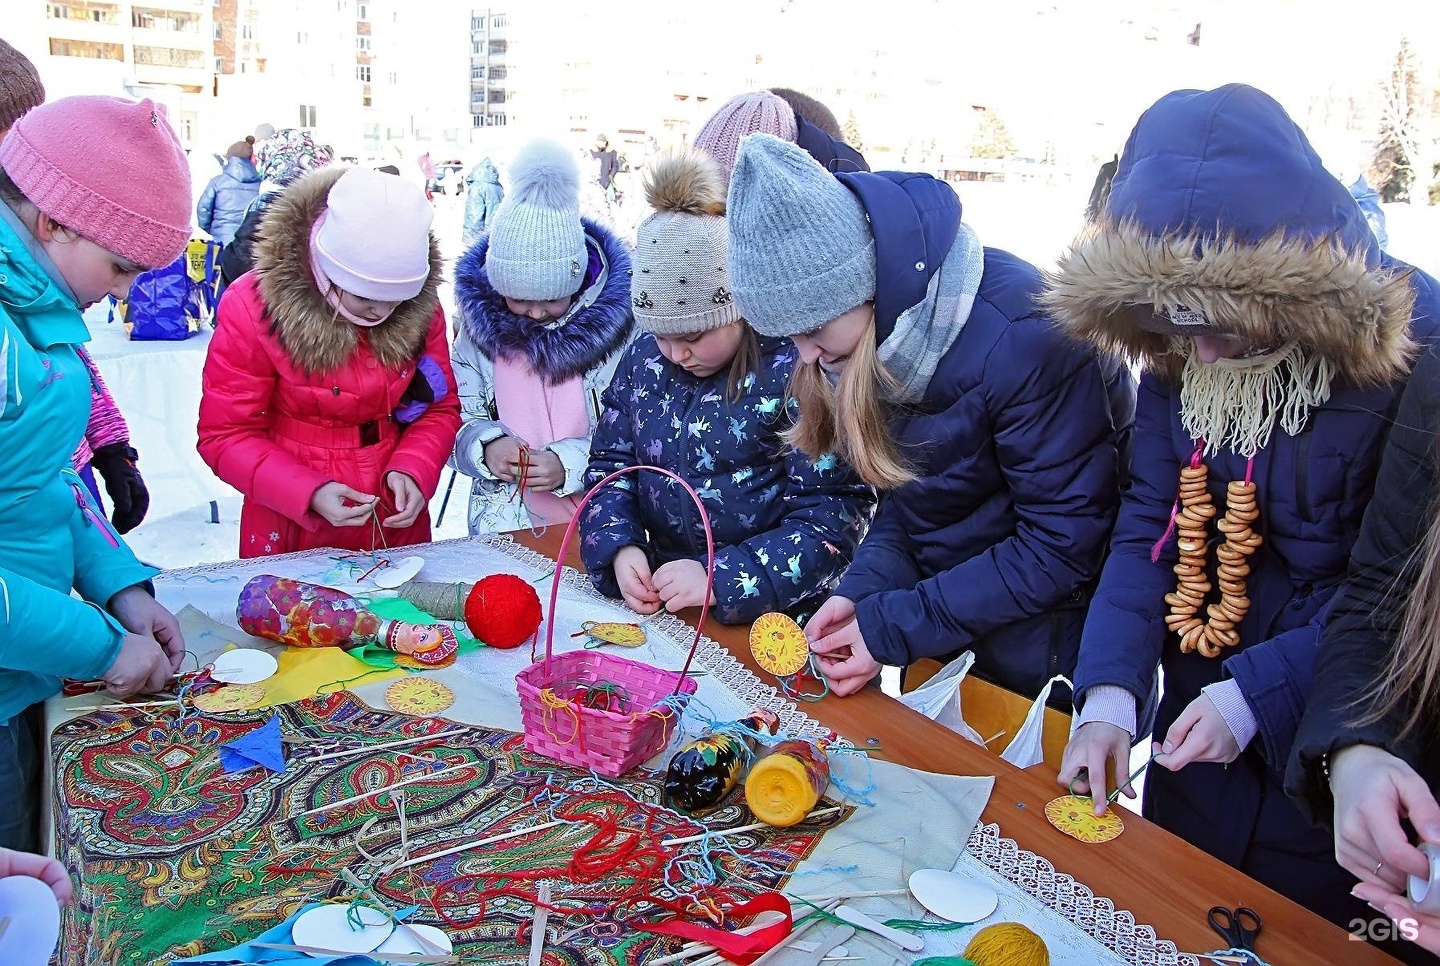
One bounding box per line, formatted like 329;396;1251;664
1158;441;1260;658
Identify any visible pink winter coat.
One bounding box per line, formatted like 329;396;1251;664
198;168;460;558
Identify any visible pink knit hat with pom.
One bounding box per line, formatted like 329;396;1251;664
0;95;192;268
693;92;797;179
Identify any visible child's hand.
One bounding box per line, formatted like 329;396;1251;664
382;471;424;528
1058;721;1135;815
652;559;715;613
108;586;186;673
809;617;878;696
803;595;855;643
309;481;377;526
525;449;566;491
483;436;523;482
104;634;174;698
614;546;660;615
0;847;73;905
1153;694;1240;769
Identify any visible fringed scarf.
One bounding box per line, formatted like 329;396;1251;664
1178;341;1335;458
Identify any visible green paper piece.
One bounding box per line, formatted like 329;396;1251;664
346;596;480;669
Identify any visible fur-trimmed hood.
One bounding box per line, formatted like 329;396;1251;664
453;218;634;382
1043;84;1418;386
254;166;443;373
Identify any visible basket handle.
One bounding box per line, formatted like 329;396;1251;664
546;464;714;694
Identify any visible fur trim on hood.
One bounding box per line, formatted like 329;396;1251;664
254;166;443;373
1042;84;1417;387
1044;221;1417;385
454;218;634;382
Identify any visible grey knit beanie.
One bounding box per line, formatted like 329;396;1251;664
485;139;588;301
632;152;740;336
726;133;875;338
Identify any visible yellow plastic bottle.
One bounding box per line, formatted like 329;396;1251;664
744;740;829;827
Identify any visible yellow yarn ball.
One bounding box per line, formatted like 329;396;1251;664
962;922;1050;966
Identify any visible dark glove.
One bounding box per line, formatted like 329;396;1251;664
91;442;150;534
394;354;449;424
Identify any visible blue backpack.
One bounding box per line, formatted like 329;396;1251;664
126;253;201;341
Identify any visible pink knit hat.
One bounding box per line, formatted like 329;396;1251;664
313;167;433;302
0;95;191;268
693;92;797;178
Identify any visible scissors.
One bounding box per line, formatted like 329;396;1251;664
1208;905;1262;952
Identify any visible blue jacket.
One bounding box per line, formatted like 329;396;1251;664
830;169;1135;701
197;156;262;246
462;159;504;248
581;333;875;624
0;209;157;721
1046;84;1440;914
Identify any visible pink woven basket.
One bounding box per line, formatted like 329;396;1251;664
517;465;710;777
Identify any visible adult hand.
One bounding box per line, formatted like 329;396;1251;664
483;435;522;483
104;634;173;698
308;481;377;527
91;442;149;534
803;595;856;643
613;546;660;615
1058;721;1134;814
0;847;74;905
108;585;186;671
383;471;424;528
1154;693;1240;770
525;449;567;492
808;616;878;697
652;558;715;613
1353;885;1440;955
1331;744;1440;894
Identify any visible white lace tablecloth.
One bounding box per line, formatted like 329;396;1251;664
119;534;1188;965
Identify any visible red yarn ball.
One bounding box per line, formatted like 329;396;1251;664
463;574;543;649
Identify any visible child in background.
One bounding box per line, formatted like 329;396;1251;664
218;129;333;293
581;152;874;624
451;139;634;534
198;166;459;557
0;95;193;850
196;135;261;247
0;39;151;534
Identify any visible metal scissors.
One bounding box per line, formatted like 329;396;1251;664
1208;905;1262;952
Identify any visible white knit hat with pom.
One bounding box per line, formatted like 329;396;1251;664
484;139;588;300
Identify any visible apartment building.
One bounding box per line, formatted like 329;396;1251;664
469;9;507;128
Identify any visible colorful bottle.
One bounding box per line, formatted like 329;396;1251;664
744;739;830;827
664;710;780;813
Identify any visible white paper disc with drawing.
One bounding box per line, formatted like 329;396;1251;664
208;648;279;685
290;903;393;953
0;875;62;966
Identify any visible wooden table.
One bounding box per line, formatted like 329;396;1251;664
518;530;1394;965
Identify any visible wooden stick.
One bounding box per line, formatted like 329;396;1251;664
662;807;843;847
1178;956;1252;965
786;888;908;905
527;881;551;966
305;728;469;763
294;761;478;817
66;698;181;712
251;942;454;963
394;820;567;870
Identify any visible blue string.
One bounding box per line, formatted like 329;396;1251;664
824;743;877;807
1206;949;1271;966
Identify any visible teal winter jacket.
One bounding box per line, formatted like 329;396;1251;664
0;211;157;720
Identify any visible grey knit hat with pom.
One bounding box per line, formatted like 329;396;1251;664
631;151;741;336
485;139;588;301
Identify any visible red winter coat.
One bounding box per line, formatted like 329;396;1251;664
198;168;460;558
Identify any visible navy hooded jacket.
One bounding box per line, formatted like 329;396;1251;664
832;168;1135;701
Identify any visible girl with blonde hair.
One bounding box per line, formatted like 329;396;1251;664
725;133;1135;700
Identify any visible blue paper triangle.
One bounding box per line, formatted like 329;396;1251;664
217;714;287;774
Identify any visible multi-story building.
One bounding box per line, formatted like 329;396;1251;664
469;8;508;128
13;0;216;150
212;0;263;77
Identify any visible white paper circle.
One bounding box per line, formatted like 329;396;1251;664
208;649;279;685
372;556;425;589
908;868;999;923
290;904;393;953
374;922;453;954
0;875;62;966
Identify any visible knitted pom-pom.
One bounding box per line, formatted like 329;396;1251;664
506;138;581;211
463;573;543;649
644;152;726;217
962;922;1050;966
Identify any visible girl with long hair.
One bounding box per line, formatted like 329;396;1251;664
724;133;1135;701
